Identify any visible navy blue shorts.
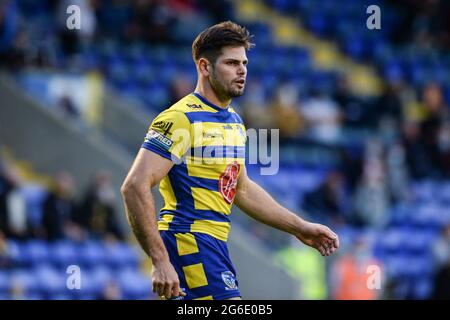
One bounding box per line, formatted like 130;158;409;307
160;230;241;300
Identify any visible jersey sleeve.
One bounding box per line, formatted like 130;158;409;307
141;110;191;162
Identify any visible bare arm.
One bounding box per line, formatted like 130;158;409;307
234;166;339;256
120;148;183;298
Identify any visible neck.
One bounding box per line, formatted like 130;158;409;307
194;81;231;109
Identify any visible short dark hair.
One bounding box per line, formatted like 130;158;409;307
192;21;254;64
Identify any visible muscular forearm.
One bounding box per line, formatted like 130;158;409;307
235;179;306;236
121;183;169;264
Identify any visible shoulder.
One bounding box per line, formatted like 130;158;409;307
168;94;208;114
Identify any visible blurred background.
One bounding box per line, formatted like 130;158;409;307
1;0;450;300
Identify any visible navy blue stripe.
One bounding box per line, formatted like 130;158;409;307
141;142;172;161
189;146;245;159
189;176;219;192
160;209;230;224
144;138;171;152
185;111;240;124
167;163;194;212
192;92;228;112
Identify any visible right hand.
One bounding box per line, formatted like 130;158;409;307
151;260;186;299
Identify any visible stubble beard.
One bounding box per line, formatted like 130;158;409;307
210;68;244;102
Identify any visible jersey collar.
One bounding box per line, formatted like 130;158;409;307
192;92;230;112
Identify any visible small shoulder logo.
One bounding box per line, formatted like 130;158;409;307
152;121;173;135
221;271;238;290
187;103;202;109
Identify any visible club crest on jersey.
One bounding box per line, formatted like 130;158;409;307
219;162;240;204
221;271;237;290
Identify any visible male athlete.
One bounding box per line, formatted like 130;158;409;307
121;21;339;300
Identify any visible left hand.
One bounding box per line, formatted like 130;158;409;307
295;221;339;256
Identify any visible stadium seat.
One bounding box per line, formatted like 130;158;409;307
24;240;50;267
0;271;11;294
50;240;79;267
117;268;152;300
78;240;107;268
9;270;39;296
104;242;141;270
34;264;67;297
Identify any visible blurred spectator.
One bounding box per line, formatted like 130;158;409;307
275;240;327;299
56;0;98;58
77;171;124;240
352;140;389;228
167;74;193;107
126;0;176;44
9;278;26;300
269;83;304;139
300;89;342;144
385;142;411;203
57;94;80;119
95;0;131;39
195;0;234;24
432;223;450;270
302;170;348;226
401;121;432;179
419;82;449;177
41;171;79;241
437;121;450;177
432;259;450;300
334;75;369;128
0;158;27;239
0;230;11;269
98;280;122;300
0;0;26;70
330;234;381;300
376;78;406;127
431;223;450;299
241;80;273;130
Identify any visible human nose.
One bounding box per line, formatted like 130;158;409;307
237;63;246;76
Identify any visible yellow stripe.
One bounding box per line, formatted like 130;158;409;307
190;220;230;242
183;263;208;289
191;122;246;147
160;176;177;211
186;157;244;180
157;214;174;231
191;187;231;215
175;233;199;256
194;295;213;300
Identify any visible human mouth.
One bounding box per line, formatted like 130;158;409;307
234;79;245;87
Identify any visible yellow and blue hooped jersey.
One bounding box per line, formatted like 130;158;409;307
141;92;247;242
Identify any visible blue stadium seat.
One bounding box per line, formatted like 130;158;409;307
10;270;39;295
34;264;66;297
25;240;50;267
104;242;141;270
50;240;79;267
413;276;433;299
117;268;151;300
78;240;107;268
0;271;11;294
85;265;113;297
